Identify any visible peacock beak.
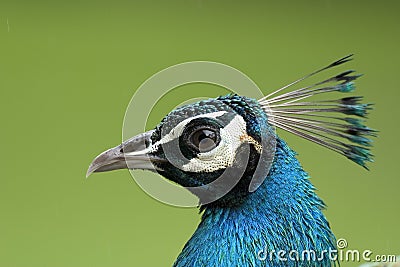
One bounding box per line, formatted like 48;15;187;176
86;130;165;177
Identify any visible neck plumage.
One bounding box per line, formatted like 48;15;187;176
173;139;336;267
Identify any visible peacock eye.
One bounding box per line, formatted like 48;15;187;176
188;127;220;153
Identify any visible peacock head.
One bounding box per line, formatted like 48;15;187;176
87;55;376;205
87;94;276;205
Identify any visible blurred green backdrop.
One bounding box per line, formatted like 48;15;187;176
1;1;399;266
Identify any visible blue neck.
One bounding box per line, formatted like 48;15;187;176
173;139;336;267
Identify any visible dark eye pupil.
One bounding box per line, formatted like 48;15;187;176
190;129;217;152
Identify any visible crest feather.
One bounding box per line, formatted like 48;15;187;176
259;55;377;168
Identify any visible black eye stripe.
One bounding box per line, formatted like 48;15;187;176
189;128;219;152
180;118;222;154
151;113;239;161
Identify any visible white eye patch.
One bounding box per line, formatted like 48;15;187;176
181;114;252;173
156;111;227;147
124;110;261;174
124;111;227;157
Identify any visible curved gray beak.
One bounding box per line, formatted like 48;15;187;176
86;130;164;178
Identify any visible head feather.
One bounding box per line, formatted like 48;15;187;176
259;55;377;168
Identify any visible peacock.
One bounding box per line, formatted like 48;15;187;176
87;55;379;266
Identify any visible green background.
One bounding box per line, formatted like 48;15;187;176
1;1;399;266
